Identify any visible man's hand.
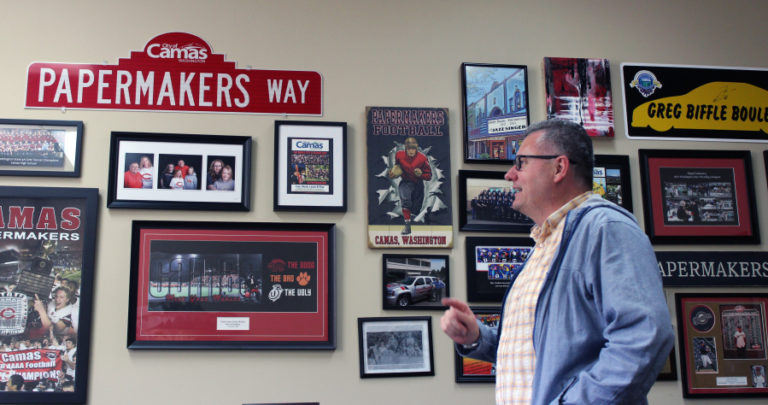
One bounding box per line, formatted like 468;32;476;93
440;298;480;345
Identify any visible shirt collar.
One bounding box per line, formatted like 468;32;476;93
530;191;593;243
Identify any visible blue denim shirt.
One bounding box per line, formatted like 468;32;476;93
460;195;674;404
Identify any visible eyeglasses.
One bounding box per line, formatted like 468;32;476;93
514;154;562;171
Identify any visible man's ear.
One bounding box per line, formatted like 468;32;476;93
552;155;570;184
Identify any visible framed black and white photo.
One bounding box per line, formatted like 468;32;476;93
382;254;449;310
357;316;434;378
274;121;347;212
458;170;533;233
593;154;633;212
106;131;252;211
465;236;533;302
0;118;83;177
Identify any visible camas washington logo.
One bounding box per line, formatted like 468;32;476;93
146;38;209;63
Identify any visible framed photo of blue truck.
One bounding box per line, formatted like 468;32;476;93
382;254;449;310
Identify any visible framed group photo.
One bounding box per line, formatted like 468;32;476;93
454;307;500;383
593;154;633;212
106;131;252;211
0;118;83;177
461;63;530;163
357;316;434;378
638;149;760;244
458;170;533;233
675;293;768;398
274;121;347;212
382;254;449;310
127;221;335;350
465;236;533;302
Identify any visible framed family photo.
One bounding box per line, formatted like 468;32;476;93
357;316;434;378
273;121;347;212
593;154;633;212
382;254;449;310
0;186;98;404
106;132;252;211
0;119;83;177
675;293;768;398
127;221;335;350
458;170;533;233
638;149;759;244
461;63;529;163
465;236;533;302
454;307;500;383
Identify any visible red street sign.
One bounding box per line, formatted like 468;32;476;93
25;32;322;115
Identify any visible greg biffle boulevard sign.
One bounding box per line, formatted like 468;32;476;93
657;251;768;287
25;32;321;115
621;63;768;142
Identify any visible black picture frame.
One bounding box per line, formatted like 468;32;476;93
0;186;98;404
107;131;252;211
764;150;767;190
273;121;347;212
0;118;83;177
127;221;335;350
593;154;633;212
638;149;760;245
454;306;500;383
675;293;768;398
458;170;533;233
357;316;434;378
465;236;533;302
461;63;530;164
382;254;449;310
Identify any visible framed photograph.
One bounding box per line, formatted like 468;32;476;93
675;293;768;398
461;63;529;163
0;119;83;177
455;307;499;383
657;346;678;381
458;170;533;233
382;254;449;310
127;221;335;350
274;121;347;212
593;154;633;212
106;131;252;211
638;149;760;244
0;186;98;404
465;237;533;302
357;316;434;378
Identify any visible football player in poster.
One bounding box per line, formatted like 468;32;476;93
387;137;432;235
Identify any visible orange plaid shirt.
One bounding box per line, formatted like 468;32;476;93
495;191;591;405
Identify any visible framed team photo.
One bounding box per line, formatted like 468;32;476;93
465;236;533;302
638;149;759;244
274;121;347;212
0;186;98;404
127;221;335;350
593;155;633;212
357;316;434;378
382;254;449;310
454;307;499;383
458;170;534;233
106;131;252;211
0;119;83;177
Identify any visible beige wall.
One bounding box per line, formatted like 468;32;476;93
1;0;767;403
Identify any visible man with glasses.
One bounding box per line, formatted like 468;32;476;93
441;119;672;405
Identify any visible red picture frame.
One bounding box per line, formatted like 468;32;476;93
127;221;335;349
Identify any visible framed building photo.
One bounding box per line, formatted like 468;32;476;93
465;237;533;302
0;119;83;177
455;307;500;383
461;63;529;163
0;186;98;404
593;154;633;212
382;254;449;310
127;221;335;350
274;121;347;212
107;132;252;210
638;149;759;244
675;293;768;398
357;316;434;378
458;170;533;233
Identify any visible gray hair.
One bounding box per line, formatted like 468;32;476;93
522;119;594;189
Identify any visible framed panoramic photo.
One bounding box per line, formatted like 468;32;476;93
0;119;83;177
465;237;533;302
455;307;499;383
274;121;347;212
638;149;759;244
461;63;529;163
127;221;335;350
382;254;449;310
675;293;768;398
357;316;434;378
106;131;252;210
0;186;98;404
458;170;533;233
593;154;633;212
